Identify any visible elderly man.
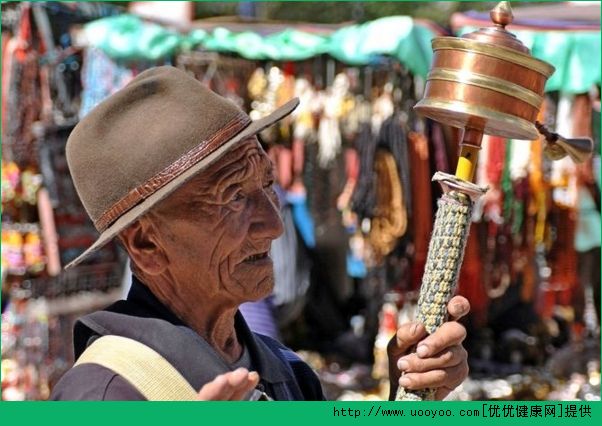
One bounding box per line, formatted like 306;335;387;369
50;66;469;401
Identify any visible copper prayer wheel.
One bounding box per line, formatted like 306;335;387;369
396;1;592;402
415;1;555;141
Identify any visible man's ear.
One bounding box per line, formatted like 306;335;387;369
118;219;167;276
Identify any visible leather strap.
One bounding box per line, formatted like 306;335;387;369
95;113;251;232
75;335;197;401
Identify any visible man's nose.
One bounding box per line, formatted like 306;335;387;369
251;189;284;240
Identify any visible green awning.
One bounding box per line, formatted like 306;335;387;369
83;15;196;62
328;16;433;75
202;27;330;61
83;14;435;76
83;14;601;89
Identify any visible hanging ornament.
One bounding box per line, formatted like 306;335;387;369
2;228;26;275
19;169;42;205
23;230;45;274
292;78;317;141
317;73;349;168
247;67;267;102
1;161;20;204
372;297;399;381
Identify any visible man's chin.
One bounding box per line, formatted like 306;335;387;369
246;277;275;302
252;277;274;302
229;269;275;303
232;265;274;292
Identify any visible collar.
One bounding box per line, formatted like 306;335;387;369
124;276;291;385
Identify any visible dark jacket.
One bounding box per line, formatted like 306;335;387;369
50;276;324;401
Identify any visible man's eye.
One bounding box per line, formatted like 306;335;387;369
232;191;245;201
264;179;275;189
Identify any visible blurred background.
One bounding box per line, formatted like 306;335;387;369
1;1;600;401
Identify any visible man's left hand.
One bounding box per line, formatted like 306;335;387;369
387;296;470;400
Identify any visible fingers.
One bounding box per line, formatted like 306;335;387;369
388;297;470;400
230;370;260;400
197;374;229;400
415;321;466;359
387;322;427;358
447;296;470;320
398;360;469;391
397;345;466;373
197;368;260;400
389;297;470;400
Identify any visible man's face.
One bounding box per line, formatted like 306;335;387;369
147;137;283;306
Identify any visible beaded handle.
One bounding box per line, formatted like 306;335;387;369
395;189;474;401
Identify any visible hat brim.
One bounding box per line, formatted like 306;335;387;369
65;97;300;269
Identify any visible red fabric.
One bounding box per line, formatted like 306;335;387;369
486;136;506;185
15;4;32;63
283;61;295;76
458;226;488;325
538;207;578;318
1;34;16;138
268;145;293;190
292;138;305;178
277;147;293;189
344;147;359;182
572;94;592;137
408;132;433;290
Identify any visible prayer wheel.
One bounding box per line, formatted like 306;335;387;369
396;1;593;401
415;1;554;142
415;1;592;180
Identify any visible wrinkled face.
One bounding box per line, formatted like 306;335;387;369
148;137;283;306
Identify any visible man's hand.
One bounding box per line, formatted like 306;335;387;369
387;296;470;400
197;368;260;400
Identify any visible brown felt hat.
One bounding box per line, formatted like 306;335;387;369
65;65;298;269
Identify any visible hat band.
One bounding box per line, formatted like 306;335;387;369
95;113;252;232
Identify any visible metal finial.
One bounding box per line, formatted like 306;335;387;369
490;1;514;29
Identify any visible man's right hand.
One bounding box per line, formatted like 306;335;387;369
197;368;260;400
